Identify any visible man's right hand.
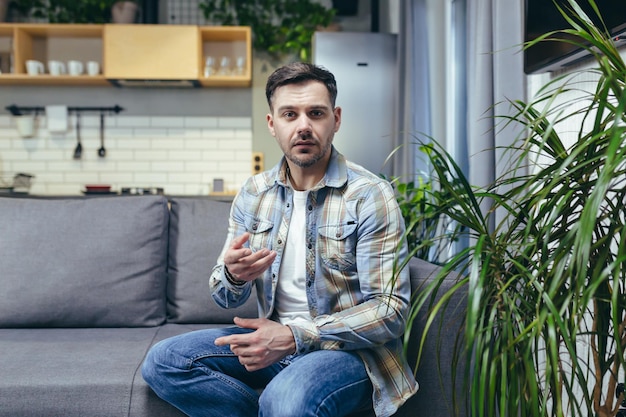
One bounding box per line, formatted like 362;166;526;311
223;232;277;282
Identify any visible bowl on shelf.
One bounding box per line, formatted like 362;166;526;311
83;184;114;194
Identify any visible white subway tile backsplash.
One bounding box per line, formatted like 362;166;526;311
183;139;219;151
47;183;82;195
115;116;151;128
65;172;101;183
221;139;251;151
203;150;236;161
117;161;152;171
134;150;170;161
102;172;135;182
218;117;251;129
218;160;250;173
184;116;219;128
168;172;203;183
186;161;218;172
168;150;205;161
0;115;253;195
133;128;169;138
234;130;253;140
0;115;12;126
117;138;152;150
1;150;30;161
152;161;185;172
134;172;169;184
151;116;185;128
203;129;235;139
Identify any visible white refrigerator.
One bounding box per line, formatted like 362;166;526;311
313;31;397;177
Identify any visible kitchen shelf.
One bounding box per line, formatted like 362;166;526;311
0;23;104;85
0;23;252;88
199;26;251;87
0;74;109;86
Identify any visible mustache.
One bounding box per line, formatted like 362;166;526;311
292;132;316;144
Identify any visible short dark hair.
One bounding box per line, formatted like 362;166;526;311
265;62;338;111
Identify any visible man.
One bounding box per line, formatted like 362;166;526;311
142;62;417;417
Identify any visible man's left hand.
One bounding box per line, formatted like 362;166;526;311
215;317;296;372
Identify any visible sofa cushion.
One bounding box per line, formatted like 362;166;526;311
167;197;258;324
0;196;169;327
0;327;176;416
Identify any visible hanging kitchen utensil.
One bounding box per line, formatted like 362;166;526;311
73;112;82;160
98;112;106;158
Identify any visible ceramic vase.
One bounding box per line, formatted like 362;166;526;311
112;1;138;24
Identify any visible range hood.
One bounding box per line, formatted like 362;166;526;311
104;25;202;87
108;79;200;88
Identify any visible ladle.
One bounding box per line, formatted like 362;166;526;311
98;113;106;158
73;112;82;160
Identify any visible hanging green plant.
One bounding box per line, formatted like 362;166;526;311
199;0;336;62
9;0;119;23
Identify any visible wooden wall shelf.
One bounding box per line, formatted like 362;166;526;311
0;23;252;88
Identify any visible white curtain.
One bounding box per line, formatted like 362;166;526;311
392;0;431;180
466;0;526;226
395;0;526;221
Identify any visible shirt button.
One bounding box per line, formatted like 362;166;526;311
252;223;258;230
338;342;345;349
277;239;282;245
307;281;312;287
308;205;313;211
308;243;312;249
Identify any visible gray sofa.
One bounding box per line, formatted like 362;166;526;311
0;195;466;417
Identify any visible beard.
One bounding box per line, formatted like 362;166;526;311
286;133;332;168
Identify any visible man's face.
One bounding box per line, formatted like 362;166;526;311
267;80;341;169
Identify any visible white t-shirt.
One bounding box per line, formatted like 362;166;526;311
275;190;312;326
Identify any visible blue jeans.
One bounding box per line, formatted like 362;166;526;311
141;327;373;417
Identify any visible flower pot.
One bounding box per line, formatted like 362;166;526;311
111;1;138;24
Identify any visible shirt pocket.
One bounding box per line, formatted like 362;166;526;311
317;221;357;271
244;216;274;252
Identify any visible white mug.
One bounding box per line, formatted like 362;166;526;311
15;115;35;138
86;61;100;76
48;60;66;76
68;60;84;76
25;60;44;75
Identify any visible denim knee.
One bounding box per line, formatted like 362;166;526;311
258;384;309;417
141;338;185;390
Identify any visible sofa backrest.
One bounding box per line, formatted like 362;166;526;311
166;197;258;324
0;196;169;327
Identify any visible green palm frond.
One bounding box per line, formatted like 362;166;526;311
400;1;626;416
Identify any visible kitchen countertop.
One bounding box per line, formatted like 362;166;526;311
0;193;235;202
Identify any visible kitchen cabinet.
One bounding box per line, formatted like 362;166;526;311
0;23;251;87
0;24;108;86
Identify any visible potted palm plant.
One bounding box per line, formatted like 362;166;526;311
401;1;626;416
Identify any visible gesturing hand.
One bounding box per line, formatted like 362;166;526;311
214;317;296;372
224;233;277;282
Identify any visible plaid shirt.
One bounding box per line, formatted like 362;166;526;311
210;147;418;417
